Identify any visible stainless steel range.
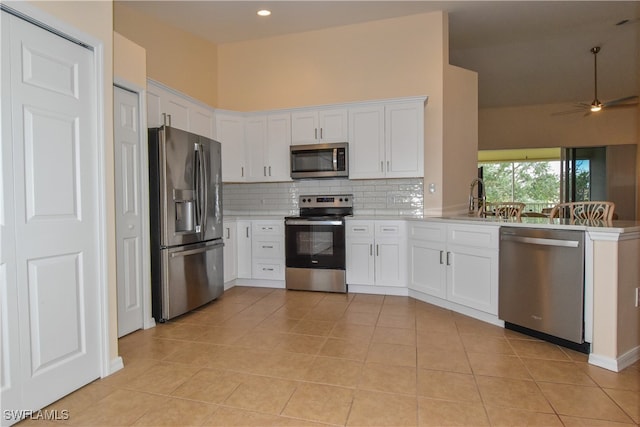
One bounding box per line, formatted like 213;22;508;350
285;194;353;293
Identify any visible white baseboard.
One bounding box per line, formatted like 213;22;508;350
408;289;504;327
107;356;124;377
590;345;640;372
348;285;409;296
143;317;156;330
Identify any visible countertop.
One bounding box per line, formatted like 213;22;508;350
224;213;640;234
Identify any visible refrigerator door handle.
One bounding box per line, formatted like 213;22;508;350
170;241;224;258
193;144;202;233
198;143;208;239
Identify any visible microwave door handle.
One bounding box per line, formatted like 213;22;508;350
333;148;338;171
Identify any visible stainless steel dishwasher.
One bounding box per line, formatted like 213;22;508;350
499;227;589;353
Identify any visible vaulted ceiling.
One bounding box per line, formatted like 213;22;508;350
118;1;639;108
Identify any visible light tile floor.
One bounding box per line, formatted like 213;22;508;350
22;287;640;426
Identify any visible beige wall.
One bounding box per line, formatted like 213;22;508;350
27;0;117;362
113;2;218;106
114;32;146;88
479;103;638;150
441;64;478;215
217;12;443;111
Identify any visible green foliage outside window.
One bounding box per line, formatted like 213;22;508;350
480;161;561;212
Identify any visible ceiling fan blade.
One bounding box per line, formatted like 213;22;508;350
604;102;638;110
603;95;638;107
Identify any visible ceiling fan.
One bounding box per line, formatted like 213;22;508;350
553;46;638;116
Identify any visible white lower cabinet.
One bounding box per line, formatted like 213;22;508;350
408;221;499;315
251;221;285;280
223;220;237;284
236;220;253;279
346;220;406;288
234;220;285;281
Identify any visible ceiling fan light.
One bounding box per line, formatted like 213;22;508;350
590;100;602;112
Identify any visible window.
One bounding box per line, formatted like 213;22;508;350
478;148;562;213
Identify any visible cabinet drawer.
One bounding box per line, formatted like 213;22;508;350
252;239;283;258
375;222;405;237
346;221;374;237
447;224;499;249
252;261;284;280
409;222;446;243
252;221;283;235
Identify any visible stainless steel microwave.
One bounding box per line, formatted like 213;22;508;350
290;142;349;179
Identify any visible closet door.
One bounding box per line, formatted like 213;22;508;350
1;10;102;421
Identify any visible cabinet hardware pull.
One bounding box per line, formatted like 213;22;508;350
320;128;323;139
264;268;274;271
376;244;379;256
353;227;366;232
380;161;384;172
387;160;390;172
314;128;318;139
439;250;444;264
370;244;373;256
264;166;267;176
263;245;274;249
241;166;244;177
246;227;249;238
382;228;395;232
268;166;271;176
226;227;230;239
446;251;451;266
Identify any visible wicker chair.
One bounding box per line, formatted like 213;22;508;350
477;202;526;220
549;201;615;222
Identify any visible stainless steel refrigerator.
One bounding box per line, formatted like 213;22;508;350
148;126;223;322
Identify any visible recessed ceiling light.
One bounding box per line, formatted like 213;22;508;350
257;9;271;17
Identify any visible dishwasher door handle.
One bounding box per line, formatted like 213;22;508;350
501;235;580;248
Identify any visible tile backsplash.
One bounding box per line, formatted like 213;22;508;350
223;178;423;217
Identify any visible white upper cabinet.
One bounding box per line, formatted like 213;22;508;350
385;101;424;178
291;108;348;145
146;80;214;138
215;112;246;182
348;98;425;179
348;105;385;179
245;113;292;182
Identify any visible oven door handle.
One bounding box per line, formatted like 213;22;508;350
285;219;344;226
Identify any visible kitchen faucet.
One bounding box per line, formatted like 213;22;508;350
468;178;486;214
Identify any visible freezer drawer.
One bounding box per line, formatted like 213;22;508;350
155;240;224;321
499;227;585;346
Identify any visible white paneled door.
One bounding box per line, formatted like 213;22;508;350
1;10;101;424
114;86;144;337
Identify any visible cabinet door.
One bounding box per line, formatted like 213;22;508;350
346;221;375;286
318;108;348;142
385;102;423;178
446;245;498;315
161;92;190;131
346;237;374;286
146;89;163;128
216;113;246;182
236;221;252;279
409;239;446;298
223;221;237;283
375;239;405;287
265;113;292;181
244;115;268;181
349;106;385;179
291;111;319;145
190;104;215;138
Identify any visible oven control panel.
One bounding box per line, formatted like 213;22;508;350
299;194;353;208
